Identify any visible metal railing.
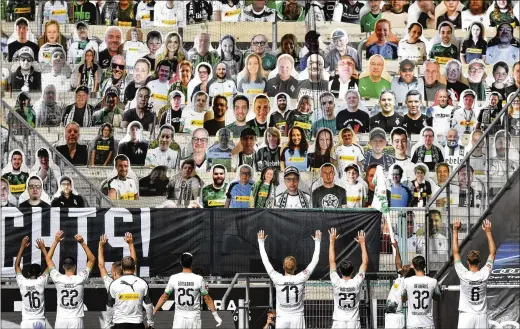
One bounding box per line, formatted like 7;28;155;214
1;100;114;207
426;88;520;272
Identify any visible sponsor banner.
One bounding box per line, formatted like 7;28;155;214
1;208;382;279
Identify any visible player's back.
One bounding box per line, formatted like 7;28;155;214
50;267;90;319
166;272;207;317
455;261;492;314
386;276;405;314
17;273;48;320
403;275;438;328
331;270;365;322
108;274;151;324
271;271;310;315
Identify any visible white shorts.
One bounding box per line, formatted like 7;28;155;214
20;319;45;329
458;312;488;329
332;319;360;329
384;313;405;329
55;317;84;329
172;315;201;329
276;314;305;329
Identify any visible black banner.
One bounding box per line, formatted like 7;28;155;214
1;208;382;279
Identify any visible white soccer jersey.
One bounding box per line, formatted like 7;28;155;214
164;272;208;318
145;147;179;169
50;267;90;319
154;1;186;27
451;109;477;137
213;1;242;22
208;80;237;108
402;275;440;328
398;39;426;64
333;144;364;174
181;109;206;133
108;274;154;325
123;41;148;69
259;239;320;316
429;105;453;138
103;274;113;291
331;270;365;322
344;181;366;208
386;276;404;314
455;260;493;314
135;2;154;28
43;1;69;23
146;79;170;113
108;177;138;200
17;273;48;320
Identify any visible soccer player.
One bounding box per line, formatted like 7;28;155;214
17;236;53;329
401;255;441;329
328;228;368;329
99;232;138;329
384;241;415;329
453;219;496;329
39;231;96;329
154;252;223;328
107;257;154;329
257;229;321;329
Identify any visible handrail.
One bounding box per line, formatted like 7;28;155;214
428;88;520;206
221;273;271;308
2;100;114;207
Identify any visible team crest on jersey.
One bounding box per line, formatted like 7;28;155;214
395;118;400;125
393;283;399;289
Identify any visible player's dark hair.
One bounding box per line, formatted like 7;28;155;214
392;164;403;177
401;264;415;278
213;94;228;107
63;257;76;271
406;89;423;101
114;154;129;166
429;209;442;219
182;158;196;169
112;261;123;276
146;30;162;43
12;150;22;158
467;250;481;265
412;255;426;272
122;256;135;272
338;260;354;277
233;95;249;109
181;253;193;268
29;264;41;278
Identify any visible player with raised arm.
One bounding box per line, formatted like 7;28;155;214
17;236;52;329
384;240;415;329
453;219;496;329
99;232;138;329
38;231;96;329
107;257;154;329
153;252;223;328
329;228;368;329
401;255;441;329
257;229;322;329
99;232;138;290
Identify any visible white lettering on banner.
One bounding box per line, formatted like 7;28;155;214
1;208;24;276
488;320;520;328
68;208;97;269
140;208;151;276
104;208;134;272
214;299;237;311
31;208;61;269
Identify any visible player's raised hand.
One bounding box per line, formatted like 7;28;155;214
35;238;46;250
328;228;339;242
258;230;268;241
75;234;85;244
54;230;64;243
453;220;462;231
482;219;492;233
99;234;108;247
354;230;366;244
213;311;223;327
312;230;322;241
20;236;30;249
124;232;133;244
